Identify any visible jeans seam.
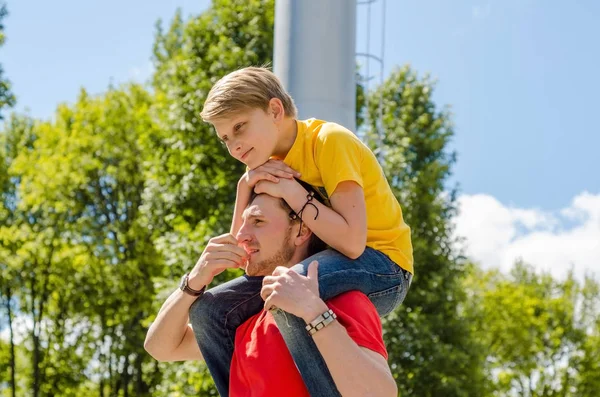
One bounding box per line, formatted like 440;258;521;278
368;284;402;298
223;291;262;346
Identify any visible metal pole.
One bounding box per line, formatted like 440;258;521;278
274;0;357;132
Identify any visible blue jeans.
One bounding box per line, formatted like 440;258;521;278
189;247;412;396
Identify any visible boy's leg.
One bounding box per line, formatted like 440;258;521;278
189;275;264;397
271;247;411;396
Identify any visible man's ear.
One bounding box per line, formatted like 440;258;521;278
293;223;312;247
268;98;285;122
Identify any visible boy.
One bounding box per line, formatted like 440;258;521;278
190;67;413;396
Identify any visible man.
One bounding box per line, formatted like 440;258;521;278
144;192;397;396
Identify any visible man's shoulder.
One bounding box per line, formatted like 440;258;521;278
327;291;375;314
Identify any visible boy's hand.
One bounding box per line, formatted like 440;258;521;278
243;159;301;188
187;233;249;289
254;177;303;200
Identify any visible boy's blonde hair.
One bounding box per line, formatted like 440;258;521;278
200;67;298;122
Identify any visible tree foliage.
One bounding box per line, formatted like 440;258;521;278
0;3;16;119
1;1;598;396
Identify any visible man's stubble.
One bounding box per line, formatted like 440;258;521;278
247;226;296;277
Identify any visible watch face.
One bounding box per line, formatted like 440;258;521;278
180;274;187;290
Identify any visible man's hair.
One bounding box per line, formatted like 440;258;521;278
200;66;298;122
248;180;327;258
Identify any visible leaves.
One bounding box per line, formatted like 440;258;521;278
1;0;598;396
0;3;16;119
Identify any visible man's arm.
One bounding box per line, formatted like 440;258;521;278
308;313;397;397
144;289;203;362
144;233;247;362
262;263;397;397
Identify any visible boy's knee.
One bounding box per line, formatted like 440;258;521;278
189;291;220;325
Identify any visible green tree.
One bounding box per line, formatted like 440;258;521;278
363;66;487;396
4;85;162;396
11;1;599;396
0;3;16;119
146;0;275;281
465;262;600;396
0;114;36;397
574;276;600;396
142;2;277;393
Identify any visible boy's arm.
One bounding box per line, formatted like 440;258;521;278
285;180;367;259
253;177;366;259
298;125;369;258
230;177;253;236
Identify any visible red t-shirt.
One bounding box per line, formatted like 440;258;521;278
229;291;388;397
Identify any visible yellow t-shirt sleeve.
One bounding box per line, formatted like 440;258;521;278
314;125;364;195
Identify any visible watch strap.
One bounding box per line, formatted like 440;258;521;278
180;273;205;297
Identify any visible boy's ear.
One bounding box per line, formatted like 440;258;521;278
268;98;285;122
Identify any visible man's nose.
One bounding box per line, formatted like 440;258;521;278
236;223;251;243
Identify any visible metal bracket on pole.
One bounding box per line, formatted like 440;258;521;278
356;0;386;164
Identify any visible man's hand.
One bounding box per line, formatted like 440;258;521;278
242;159;300;188
261;261;328;322
188;233;249;289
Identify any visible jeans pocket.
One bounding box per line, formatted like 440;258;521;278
368;282;406;317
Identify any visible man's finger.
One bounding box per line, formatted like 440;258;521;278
262;275;277;286
207;259;244;273
260;284;275;301
306;260;319;280
205;250;247;265
209;243;248;259
271;266;289;277
210;233;238;246
263;293;278;311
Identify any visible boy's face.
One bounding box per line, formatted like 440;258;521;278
212;107;279;169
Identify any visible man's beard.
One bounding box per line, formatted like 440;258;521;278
247;228;295;276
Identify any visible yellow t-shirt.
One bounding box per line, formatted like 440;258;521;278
282;118;414;274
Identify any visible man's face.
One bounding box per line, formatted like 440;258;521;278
236;194;296;277
212;107;278;169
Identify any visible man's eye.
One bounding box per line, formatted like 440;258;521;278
234;123;244;131
253;219;262;225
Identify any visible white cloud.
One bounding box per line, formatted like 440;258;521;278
454;192;600;280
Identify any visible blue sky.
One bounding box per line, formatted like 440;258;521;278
3;0;599;213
